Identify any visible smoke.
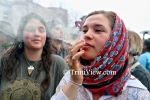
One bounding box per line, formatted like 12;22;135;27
0;0;84;47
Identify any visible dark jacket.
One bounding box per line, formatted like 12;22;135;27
131;60;150;92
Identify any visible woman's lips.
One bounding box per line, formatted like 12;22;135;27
33;39;40;42
82;43;93;50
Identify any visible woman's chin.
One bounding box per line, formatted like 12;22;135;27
81;54;95;61
30;46;43;50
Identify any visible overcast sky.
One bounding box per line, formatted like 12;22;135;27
36;0;150;39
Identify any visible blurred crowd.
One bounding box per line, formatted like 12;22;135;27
0;10;150;100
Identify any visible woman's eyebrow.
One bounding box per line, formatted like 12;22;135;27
82;24;105;30
39;26;45;28
83;24;104;27
94;24;104;27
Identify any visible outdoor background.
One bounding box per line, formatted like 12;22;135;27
0;0;150;40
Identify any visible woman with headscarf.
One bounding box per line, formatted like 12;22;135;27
51;10;150;100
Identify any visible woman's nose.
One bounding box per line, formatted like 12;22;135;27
33;29;40;36
60;29;63;35
84;30;93;40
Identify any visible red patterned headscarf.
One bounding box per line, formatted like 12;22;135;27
82;12;131;96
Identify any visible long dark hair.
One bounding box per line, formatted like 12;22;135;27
1;13;53;92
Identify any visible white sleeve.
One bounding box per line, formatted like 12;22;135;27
137;89;150;100
50;89;69;100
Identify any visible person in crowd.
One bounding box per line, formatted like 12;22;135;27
0;13;68;100
138;39;150;72
51;10;150;100
128;30;150;92
47;19;68;58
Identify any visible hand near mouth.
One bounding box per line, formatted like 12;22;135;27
65;40;85;84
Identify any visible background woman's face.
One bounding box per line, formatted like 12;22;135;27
81;14;112;60
50;24;64;39
23;18;46;50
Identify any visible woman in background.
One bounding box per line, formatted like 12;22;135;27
138;39;150;72
47;19;68;58
128;30;150;92
0;13;68;100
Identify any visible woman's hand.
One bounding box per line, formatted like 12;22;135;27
65;40;85;84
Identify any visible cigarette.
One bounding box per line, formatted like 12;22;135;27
56;38;72;45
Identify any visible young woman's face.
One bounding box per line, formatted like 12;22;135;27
81;14;112;60
50;24;64;39
23;18;46;50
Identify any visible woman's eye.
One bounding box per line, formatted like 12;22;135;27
25;26;35;32
38;27;46;33
82;30;87;33
55;27;60;30
96;29;102;32
96;29;104;32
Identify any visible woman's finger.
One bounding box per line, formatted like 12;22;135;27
68;40;84;53
72;50;84;60
66;50;84;69
70;42;84;56
70;50;84;73
68;40;84;57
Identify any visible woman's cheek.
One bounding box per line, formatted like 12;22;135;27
23;32;32;39
41;34;47;42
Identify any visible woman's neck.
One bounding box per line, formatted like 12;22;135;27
92;94;101;100
52;40;61;51
24;48;42;61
